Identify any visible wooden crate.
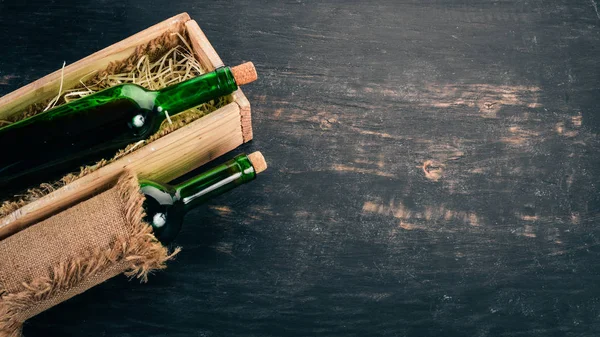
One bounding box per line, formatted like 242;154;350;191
0;13;253;239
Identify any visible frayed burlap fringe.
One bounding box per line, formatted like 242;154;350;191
0;171;180;337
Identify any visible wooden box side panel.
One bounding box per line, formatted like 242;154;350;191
186;20;253;143
233;90;253;142
0;13;191;119
185;20;224;70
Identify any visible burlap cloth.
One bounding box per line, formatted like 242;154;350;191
0;171;179;337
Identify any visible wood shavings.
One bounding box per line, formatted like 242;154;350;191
44;61;66;111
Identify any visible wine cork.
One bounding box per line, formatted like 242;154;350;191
231;62;258;86
248;151;267;174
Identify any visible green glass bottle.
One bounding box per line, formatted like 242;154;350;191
140;152;267;244
0;62;257;191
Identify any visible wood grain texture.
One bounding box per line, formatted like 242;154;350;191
0;1;599;336
185;19;225;70
233;89;254;142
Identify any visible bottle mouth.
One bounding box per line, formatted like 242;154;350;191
247;151;267;174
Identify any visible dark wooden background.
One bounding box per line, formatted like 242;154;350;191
1;0;599;336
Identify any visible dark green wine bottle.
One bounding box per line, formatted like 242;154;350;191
140;152;267;244
0;62;257;191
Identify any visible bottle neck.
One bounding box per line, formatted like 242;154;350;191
154;67;237;117
173;153;256;211
140;153;257;244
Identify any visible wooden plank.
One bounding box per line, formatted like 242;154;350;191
0;14;253;239
4;2;600;337
0;13;191;119
0;102;243;239
232;90;253;142
186;19;253;142
185;20;225;70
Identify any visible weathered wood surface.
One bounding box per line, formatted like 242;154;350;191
0;1;599;336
